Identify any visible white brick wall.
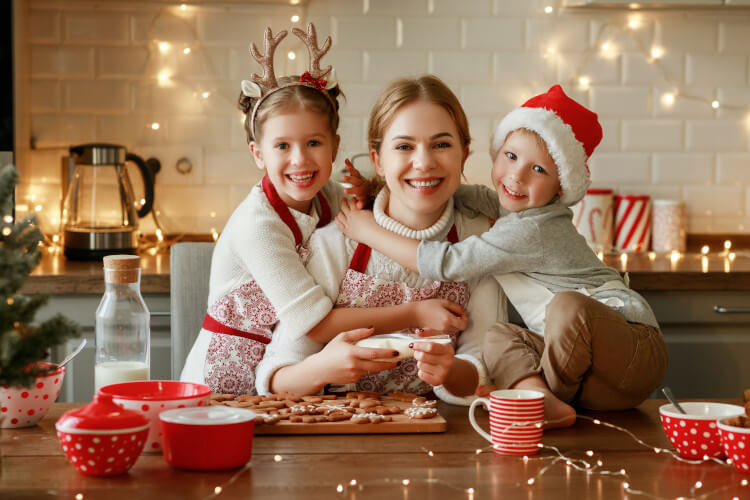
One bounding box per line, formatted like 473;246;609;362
20;0;750;235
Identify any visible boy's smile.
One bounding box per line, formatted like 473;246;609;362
491;129;562;212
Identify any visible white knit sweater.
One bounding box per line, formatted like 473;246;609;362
179;179;344;384
255;188;508;405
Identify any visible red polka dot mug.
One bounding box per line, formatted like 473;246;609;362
55;392;149;476
659;402;745;459
0;362;65;429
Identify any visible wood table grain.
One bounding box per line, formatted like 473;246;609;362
1;400;748;499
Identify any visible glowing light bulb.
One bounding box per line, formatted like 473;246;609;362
402;479;410;486
466;487;475;494
274;455;282;462
650;47;664;59
3;215;12;223
34;204;42;212
202;91;210;98
741;479;748;486
183;47;191;54
695;481;702;488
475;449;482;454
214;486;222;494
151;122;160;130
158;71;169;82
527;478;535;485
648;251;656;260
336;484;343;493
291;14;300;22
349;479;357;486
712;100;720;109
578;76;591;89
159;42;170;53
661;92;675;107
725;240;732;250
586;450;594;456
75;495;84;500
623;482;630;489
287;51;296;60
180;3;187;10
428;450;434;456
729;252;736;261
544;6;553;14
701;245;710;254
628;16;641;29
290;0;300;5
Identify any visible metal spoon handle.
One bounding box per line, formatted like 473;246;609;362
58;339;87;369
661;386;687;414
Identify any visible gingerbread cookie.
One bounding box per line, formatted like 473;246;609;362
387;391;419;402
405;407;438;419
412;397;438;408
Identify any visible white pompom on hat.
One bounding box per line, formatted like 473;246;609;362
490;85;603;206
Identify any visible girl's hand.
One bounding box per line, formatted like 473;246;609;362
341;159;369;209
335;198;379;245
413;299;469;335
311;327;399;385
411;341;455;387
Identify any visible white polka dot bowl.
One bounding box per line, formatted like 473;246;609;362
659;402;745;459
0;362;65;428
98;380;211;454
718;417;750;474
55;393;149;476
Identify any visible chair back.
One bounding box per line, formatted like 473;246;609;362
170;242;215;379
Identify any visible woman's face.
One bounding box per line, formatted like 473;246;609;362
370;100;468;230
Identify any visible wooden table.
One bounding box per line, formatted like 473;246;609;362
1;400;748;499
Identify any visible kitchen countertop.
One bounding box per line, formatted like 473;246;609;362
19;249;750;294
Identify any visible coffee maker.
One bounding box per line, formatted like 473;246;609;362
62;144;156;260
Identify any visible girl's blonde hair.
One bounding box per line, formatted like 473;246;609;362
367;75;471;153
238;76;343;143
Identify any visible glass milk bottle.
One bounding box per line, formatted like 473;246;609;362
94;255;150;391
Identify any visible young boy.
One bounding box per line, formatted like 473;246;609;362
336;85;667;428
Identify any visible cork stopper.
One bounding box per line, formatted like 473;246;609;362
103;255;141;284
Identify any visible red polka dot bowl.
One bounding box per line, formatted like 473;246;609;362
659;402;745;459
55;393;149;476
718;417;750;474
98;380;211;454
0;362;65;428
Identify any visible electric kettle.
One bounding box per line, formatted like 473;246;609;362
62;144;155;260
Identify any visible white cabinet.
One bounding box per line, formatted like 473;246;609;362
39;294;171;402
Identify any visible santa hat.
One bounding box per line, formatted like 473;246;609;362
490;85;602;206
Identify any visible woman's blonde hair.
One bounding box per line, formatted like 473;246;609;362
367;75;471;153
238;76;343;143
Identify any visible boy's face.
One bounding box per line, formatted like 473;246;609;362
491;130;562;212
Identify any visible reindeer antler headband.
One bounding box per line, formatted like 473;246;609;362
242;23;338;137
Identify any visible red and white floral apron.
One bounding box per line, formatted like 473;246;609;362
203;175;331;396
333;226;470;395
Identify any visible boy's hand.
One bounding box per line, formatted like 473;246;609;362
335;198;379;245
411;341;455;387
414;299;468;335
341;158;368;209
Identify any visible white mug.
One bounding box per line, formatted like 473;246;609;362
468;389;545;455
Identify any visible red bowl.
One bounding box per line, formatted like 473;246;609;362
99;381;211;454
1;362;65;428
56;427;148;476
718;418;750;474
659;402;745;459
159;406;255;471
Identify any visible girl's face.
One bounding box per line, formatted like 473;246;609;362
491;130;561;212
251;108;339;213
370;100;468;230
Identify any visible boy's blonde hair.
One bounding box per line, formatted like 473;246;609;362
367;75;470;153
238;76;343;143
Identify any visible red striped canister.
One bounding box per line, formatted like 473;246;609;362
614;195;652;253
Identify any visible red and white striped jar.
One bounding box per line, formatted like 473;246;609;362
614;195;652;253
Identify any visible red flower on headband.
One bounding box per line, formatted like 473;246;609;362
300;71;327;91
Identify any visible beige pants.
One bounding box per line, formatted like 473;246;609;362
483;291;668;410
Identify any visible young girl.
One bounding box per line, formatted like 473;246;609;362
336;85;667;426
256;75;506;401
180;26;466;395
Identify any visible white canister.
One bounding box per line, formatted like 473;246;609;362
571;189;614;252
652;199;686;253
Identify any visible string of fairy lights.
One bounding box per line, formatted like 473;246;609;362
17;2;750;256
153;412;746;500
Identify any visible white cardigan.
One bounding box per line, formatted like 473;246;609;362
180;179;343;384
255;188;508;405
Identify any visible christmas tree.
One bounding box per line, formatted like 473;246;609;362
0;164;80;388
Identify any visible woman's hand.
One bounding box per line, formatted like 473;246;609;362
341;159;369;209
310;327;399;385
335;197;380;245
411;340;455;387
413;299;468;335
